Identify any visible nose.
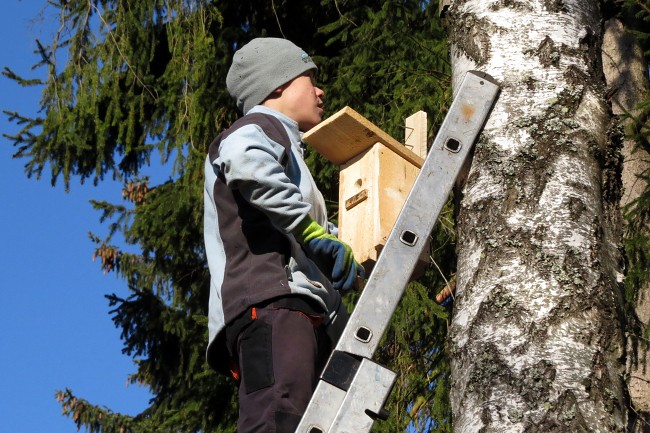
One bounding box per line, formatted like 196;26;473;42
315;86;324;98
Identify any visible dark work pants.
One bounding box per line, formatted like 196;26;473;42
234;306;330;433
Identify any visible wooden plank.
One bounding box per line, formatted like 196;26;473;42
338;145;380;264
303;106;424;168
405;111;428;159
338;142;423;268
376;144;421;245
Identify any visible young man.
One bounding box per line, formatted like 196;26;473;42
204;38;364;433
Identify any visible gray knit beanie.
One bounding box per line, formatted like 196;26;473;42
226;38;318;114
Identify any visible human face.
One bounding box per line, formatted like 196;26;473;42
274;71;324;132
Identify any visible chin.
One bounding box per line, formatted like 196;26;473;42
300;118;321;132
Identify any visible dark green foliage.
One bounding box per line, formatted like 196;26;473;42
623;0;650;57
318;0;451;139
4;1;452;432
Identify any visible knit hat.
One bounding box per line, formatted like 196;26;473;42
226;38;318;114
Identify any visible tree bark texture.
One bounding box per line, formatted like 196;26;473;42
447;1;628;432
602;16;650;426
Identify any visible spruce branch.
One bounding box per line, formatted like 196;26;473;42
89;1;159;102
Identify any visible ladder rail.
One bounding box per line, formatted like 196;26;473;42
337;70;500;359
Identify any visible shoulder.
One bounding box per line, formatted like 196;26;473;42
224;113;290;146
215;119;289;167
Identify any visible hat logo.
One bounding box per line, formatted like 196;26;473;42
301;52;312;63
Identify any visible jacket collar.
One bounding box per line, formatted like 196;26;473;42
248;106;302;144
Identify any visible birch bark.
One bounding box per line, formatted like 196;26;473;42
602;15;650;428
446;1;628;431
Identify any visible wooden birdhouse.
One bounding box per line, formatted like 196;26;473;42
303;106;430;276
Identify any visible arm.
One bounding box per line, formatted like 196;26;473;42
291;214;364;291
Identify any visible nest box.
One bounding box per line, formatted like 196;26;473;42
303;106;430;275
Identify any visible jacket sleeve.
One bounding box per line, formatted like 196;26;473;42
217;124;311;232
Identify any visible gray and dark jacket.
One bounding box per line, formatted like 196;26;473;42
204;106;342;371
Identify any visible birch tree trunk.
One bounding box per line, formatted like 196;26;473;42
602;15;650;429
446;1;628;431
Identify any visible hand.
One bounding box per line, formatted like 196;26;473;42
292;215;365;291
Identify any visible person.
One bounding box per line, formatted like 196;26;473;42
203;37;364;433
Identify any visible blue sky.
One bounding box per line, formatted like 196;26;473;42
1;2;156;431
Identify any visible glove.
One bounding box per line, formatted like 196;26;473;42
292;214;365;291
